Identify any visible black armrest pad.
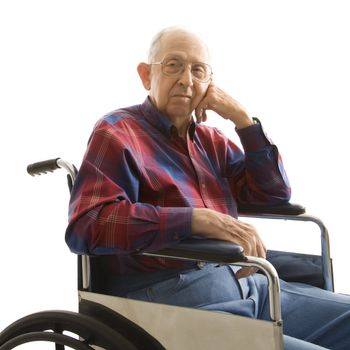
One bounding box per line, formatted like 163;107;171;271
238;202;305;215
148;238;245;263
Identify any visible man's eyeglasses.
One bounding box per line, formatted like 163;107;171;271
151;57;213;83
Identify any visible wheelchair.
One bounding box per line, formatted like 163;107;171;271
0;158;334;349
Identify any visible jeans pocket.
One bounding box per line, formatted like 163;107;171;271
147;274;186;301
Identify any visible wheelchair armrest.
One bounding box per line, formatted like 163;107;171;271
238;202;305;216
143;238;246;264
142;239;282;323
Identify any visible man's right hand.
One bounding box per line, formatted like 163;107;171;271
191;208;267;278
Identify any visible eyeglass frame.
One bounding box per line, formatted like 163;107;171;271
150;57;213;83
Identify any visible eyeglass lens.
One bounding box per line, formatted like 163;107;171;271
162;57;211;82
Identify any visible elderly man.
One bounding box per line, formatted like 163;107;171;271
66;27;350;350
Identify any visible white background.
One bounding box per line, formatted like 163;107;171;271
1;0;349;341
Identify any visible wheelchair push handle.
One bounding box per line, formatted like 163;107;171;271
27;158;61;176
27;158;77;190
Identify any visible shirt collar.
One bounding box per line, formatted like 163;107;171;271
140;97;196;141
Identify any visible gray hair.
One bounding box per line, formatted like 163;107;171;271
147;26;209;63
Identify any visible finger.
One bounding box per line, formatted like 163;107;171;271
194;106;204;123
195;111;202;123
250;230;266;258
202;109;208;122
256;238;267;259
196;98;209;114
195;97;209;123
235;220;265;258
229;223;256;256
235;267;258;279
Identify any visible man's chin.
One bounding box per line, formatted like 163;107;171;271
167;107;193;119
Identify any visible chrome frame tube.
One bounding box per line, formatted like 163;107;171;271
239;213;334;291
142;252;282;324
56;158;77;183
233;256;282;324
81;250;282;322
81;255;90;290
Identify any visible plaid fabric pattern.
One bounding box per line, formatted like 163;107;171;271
65;97;291;274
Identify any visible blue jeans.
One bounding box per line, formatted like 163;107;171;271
126;264;350;350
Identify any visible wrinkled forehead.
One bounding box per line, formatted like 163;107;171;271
156;31;210;64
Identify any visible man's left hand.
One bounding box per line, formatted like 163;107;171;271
195;83;254;129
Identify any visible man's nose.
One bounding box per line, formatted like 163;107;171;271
178;65;194;87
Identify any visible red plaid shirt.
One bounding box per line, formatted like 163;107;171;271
66;97;290;286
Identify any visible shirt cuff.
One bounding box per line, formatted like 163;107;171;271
236;118;271;152
159;207;193;244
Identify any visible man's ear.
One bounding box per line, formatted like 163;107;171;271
137;63;151;90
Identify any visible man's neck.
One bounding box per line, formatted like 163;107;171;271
168;115;192;138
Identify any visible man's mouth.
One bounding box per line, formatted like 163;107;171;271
172;94;192;99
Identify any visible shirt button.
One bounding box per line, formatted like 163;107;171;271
201;183;206;189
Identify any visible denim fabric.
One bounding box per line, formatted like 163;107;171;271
278;280;350;350
126;265;350;350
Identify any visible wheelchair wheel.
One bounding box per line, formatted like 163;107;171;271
0;331;93;350
0;309;148;350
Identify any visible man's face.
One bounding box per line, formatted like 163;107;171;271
148;32;211;121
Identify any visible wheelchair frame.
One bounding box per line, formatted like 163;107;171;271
0;158;334;350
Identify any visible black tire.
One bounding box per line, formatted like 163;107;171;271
0;310;138;350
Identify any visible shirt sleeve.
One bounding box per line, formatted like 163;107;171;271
227;120;291;205
65;121;192;256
